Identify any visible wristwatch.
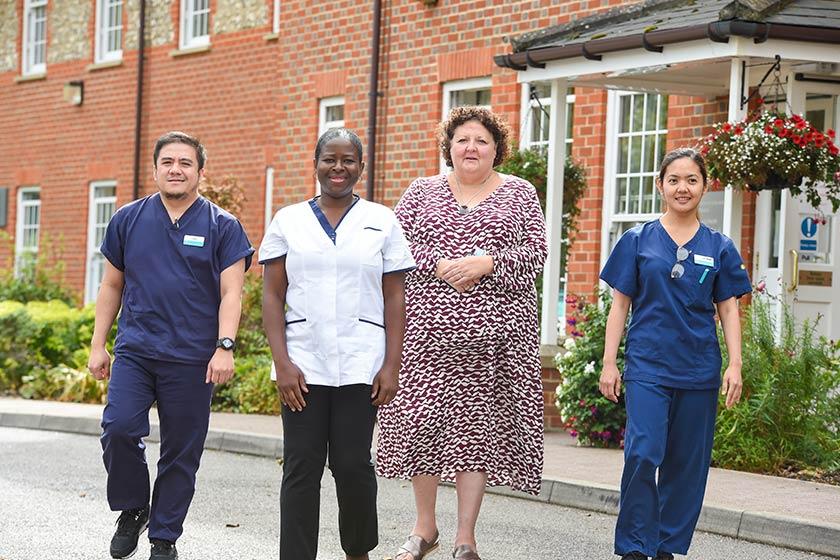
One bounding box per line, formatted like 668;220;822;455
216;337;236;351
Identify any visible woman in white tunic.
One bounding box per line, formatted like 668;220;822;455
260;128;415;560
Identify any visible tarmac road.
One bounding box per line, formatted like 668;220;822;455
0;427;833;560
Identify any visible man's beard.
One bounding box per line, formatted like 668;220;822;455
162;189;190;200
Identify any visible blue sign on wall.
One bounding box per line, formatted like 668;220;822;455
801;217;818;238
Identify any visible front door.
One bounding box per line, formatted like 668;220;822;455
755;80;840;340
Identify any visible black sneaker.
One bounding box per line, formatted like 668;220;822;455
149;539;178;559
110;505;150;558
654;554;674;560
621;553;648;560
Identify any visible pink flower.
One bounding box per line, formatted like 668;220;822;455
756;280;766;293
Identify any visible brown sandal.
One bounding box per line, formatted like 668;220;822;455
395;531;440;560
452;544;481;560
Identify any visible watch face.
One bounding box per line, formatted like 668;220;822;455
219;338;235;350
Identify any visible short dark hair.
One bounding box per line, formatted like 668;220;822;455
314;128;364;162
438;106;511;168
153;131;207;170
659;147;707;184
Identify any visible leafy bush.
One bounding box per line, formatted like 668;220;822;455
713;295;840;474
554;290;626;447
212;354;278;415
0;300;102;395
0;234;76;305
19;365;107;403
199;175;246;217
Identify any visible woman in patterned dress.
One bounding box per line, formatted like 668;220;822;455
376;106;547;560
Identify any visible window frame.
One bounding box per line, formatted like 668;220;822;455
600;90;669;267
22;0;48;76
85;181;117;304
272;0;281;34
15;186;41;273
95;0;123;63
180;0;210;50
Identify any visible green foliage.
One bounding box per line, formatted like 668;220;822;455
0;233;76;305
199;175;246;217
0;300;103;397
19;365;107;404
236;272;268;358
554;290;626;447
713;295;840;474
212;353;278;415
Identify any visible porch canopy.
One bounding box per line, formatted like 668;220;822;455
494;0;840;345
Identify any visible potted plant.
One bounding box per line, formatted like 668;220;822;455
701;110;840;211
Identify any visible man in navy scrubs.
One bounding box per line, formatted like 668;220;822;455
88;131;254;560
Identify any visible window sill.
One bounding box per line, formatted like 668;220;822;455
14;72;46;83
87;59;123;72
264;32;279;41
170;44;212;58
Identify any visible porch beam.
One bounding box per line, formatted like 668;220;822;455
540;77;568;345
723;57;747;247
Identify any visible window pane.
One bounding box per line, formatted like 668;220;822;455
629;136;642;173
658;96;669;129
628;176;641;214
632;95;645;133
615;178;628;214
451;88;490;108
325;104;344;123
22;190;40;201
644;134;656;173
620;95;631;133
565;102;574;140
618;137;629;174
642;176;655;214
645;93;658;131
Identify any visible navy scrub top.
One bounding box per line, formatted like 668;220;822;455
101;193;254;365
600;219;752;389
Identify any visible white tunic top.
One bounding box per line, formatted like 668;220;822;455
259;196;415;386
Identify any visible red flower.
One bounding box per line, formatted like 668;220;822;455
755;96;764;105
773;118;784;128
722;122;733;133
764;125;774;134
828;129;836;139
778;128;788;138
816;137;825;147
796;120;807;130
830;144;839;155
734;126;743;136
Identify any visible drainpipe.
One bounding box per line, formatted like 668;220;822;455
132;0;147;200
365;0;382;202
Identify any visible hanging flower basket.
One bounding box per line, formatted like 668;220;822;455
701;111;840;211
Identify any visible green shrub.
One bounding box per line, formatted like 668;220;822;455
713;295;840;474
212;353;278;415
0;234;76;305
19;365;107;404
554;290;626;447
236;272;268;358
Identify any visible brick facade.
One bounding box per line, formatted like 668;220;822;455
1;0;758;429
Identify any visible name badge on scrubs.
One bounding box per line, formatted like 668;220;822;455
183;235;205;247
693;254;714;267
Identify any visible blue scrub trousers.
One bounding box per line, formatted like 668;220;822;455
614;380;718;558
101;353;213;543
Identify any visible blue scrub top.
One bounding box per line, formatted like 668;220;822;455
599;220;751;389
101;193;254;365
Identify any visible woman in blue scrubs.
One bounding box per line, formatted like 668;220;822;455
260;128;415;560
599;148;752;560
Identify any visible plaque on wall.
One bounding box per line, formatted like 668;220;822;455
799;270;833;287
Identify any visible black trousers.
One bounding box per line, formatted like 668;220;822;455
279;384;378;559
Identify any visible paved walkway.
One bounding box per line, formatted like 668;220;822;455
1;397;838;558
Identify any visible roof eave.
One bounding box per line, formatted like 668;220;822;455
495;21;840;71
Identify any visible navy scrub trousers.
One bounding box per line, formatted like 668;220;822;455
101;353;214;544
279;384;379;559
614;380;718;558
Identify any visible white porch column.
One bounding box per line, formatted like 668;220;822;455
540;78;568;345
723;58;747;247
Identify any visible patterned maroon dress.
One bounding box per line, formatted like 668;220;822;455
376;173;547;494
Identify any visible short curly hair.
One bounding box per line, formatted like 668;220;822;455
438;106;511;168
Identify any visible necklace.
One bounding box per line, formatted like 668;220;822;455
453;171;494;215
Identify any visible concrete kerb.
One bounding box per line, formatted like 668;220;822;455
2;413;839;558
